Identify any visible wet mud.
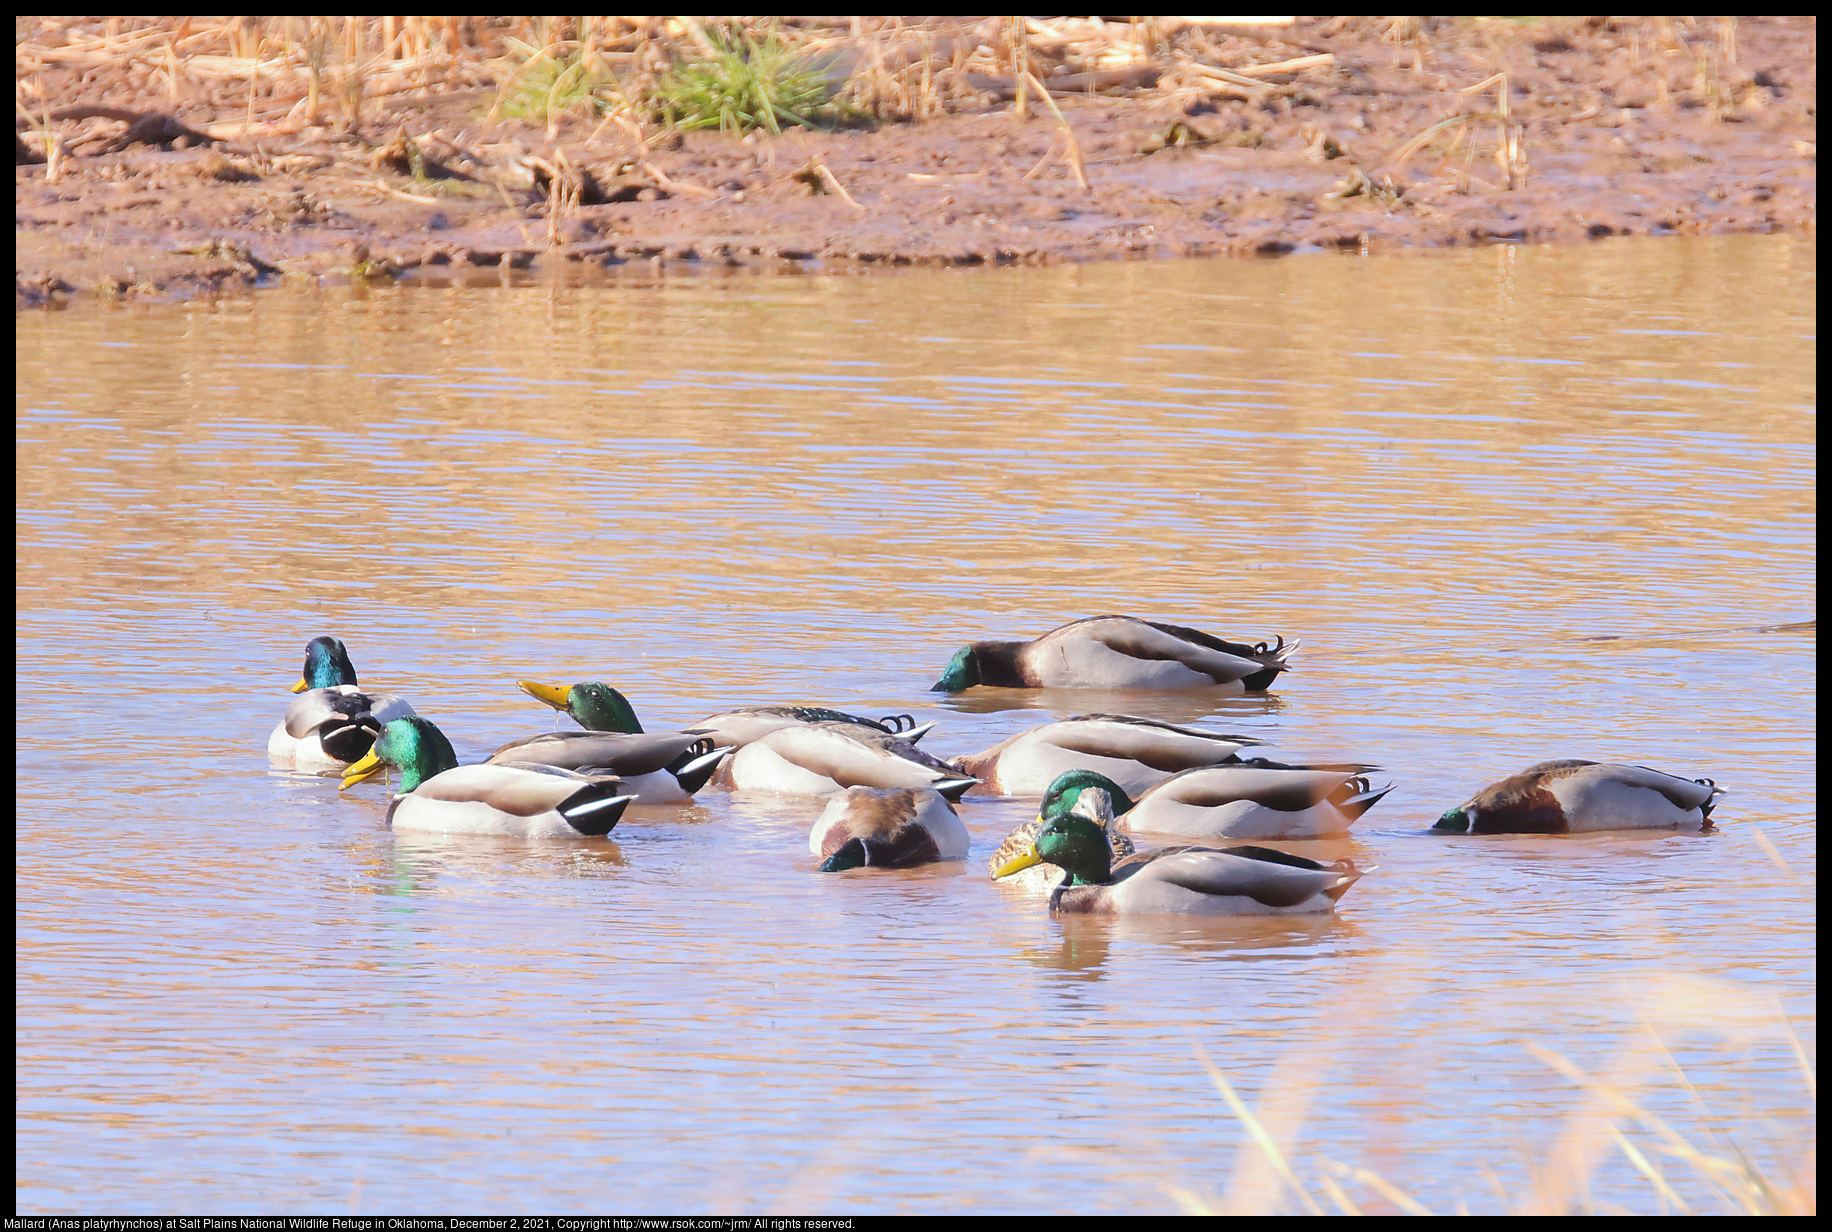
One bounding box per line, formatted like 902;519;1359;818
16;16;1816;307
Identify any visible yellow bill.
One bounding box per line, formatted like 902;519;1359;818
517;680;573;710
340;748;385;790
992;844;1045;879
290;677;310;694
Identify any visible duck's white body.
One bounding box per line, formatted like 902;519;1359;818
720;723;976;799
808;787;970;868
957;714;1260;798
1061;847;1362;915
1438;760;1724;834
384;763;635;839
267;686;416;769
1120;764;1390;839
934;616;1295;693
485;731;728;804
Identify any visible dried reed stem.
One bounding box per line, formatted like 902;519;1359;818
1021;70;1088;191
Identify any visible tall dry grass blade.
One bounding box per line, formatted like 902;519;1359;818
1613;1129;1691;1213
1374;112;1485;173
1772;998;1817;1102
1192;1039;1323;1216
1526;1041;1776;1215
1749;825;1807;888
1021;70;1088;191
1317;1172;1363;1215
1321;1157;1436;1216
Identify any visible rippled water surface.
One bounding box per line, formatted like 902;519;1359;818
17;237;1815;1214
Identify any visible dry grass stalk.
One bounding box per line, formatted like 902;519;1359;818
1231;52;1335;78
640;160;717;199
1461;71;1527;189
1193;1040;1324;1216
1020;70;1089;191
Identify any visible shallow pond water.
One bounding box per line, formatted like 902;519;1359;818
16;235;1815;1214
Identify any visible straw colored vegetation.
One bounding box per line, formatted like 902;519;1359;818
14;16;1817;304
1176;970;1814;1215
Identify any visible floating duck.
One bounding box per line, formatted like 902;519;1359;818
931;615;1295;693
954;713;1262;797
341;716;635;838
1033;762;1389;840
810;787;970;871
1434;760;1725;834
992;784;1365;915
988;774;1137;890
516;680;934;746
267;635;415;769
719;722;977;799
485;731;730;804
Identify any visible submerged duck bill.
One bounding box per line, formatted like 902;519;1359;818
516;680;573;710
992;844;1045;879
340;749;385;789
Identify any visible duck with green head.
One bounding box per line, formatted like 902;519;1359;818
494;681;731;803
932;616;1295;693
267;635;416;770
515;679;937;747
987;769;1138;889
992;785;1365;915
341;715;636;838
1024;756;1390;841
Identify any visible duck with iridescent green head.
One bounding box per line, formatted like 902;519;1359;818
515;680;935;747
992;784;1365;915
267;635;416;770
493;681;731;803
341;715;635;839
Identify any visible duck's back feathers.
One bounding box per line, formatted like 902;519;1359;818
269;686;416;768
1058;844;1363;915
957;713;1261;796
686;705;934;748
811;787;969;870
1437;760;1724;834
1029;616;1295;691
388;763;635;838
723;723;976;799
1120;761;1391;838
487;730;702;775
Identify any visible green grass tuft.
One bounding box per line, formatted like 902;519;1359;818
493;37;619;122
653;33;845;135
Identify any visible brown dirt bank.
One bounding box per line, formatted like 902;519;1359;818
16;16;1816;307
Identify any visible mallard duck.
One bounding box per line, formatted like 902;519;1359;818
516;680;935;746
1434;760;1725;834
988;770;1137;890
992;785;1365;915
931;615;1295;693
267;635;415;769
718;722;977;799
485;731;730;803
1029;762;1389;839
810;787;970;871
495;682;729;802
954;713;1263;797
341;716;636;838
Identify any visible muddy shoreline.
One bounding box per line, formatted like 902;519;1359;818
16;16;1816;307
